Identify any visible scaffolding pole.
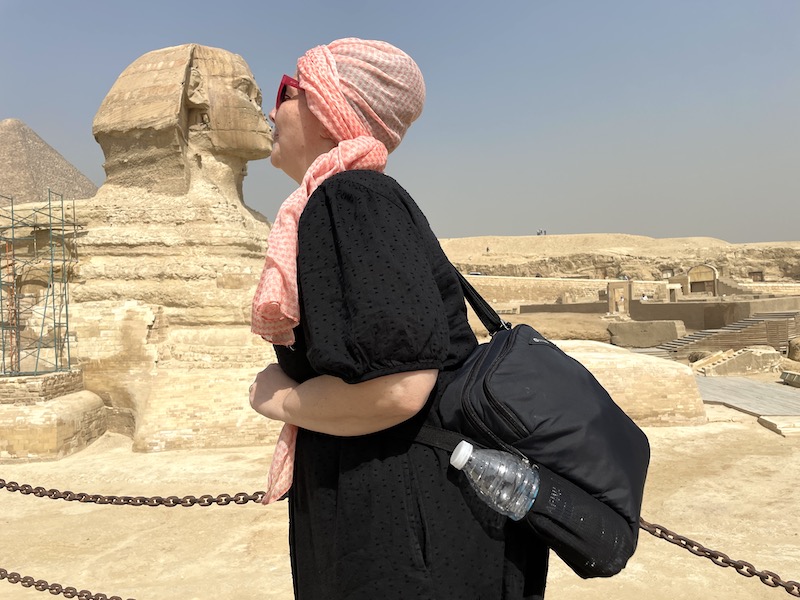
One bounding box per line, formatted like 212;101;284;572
0;190;77;375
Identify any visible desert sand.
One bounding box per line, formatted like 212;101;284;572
1;395;799;600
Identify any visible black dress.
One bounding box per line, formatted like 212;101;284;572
274;170;549;600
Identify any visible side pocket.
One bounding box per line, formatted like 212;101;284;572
401;451;431;572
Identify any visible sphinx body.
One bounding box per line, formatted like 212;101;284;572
68;44;278;451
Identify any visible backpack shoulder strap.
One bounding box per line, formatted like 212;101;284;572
454;269;512;335
412;424;484;453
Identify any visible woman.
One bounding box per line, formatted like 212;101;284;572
248;38;545;599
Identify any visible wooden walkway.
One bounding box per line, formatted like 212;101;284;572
695;376;800;417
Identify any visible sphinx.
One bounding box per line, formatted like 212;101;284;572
67;44;278;452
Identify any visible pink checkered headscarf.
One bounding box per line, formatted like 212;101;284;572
251;39;425;504
251;38;425;346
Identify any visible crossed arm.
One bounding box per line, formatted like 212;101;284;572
249;363;438;436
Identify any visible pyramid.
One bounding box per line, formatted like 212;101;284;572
0;118;98;206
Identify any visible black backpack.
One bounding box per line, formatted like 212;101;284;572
415;270;650;578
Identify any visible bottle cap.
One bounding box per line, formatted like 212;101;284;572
450;440;474;470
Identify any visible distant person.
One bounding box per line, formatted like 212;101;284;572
248;37;632;600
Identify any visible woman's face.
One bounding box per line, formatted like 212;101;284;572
268;76;336;184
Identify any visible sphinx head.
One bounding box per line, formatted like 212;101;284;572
93;44;272;196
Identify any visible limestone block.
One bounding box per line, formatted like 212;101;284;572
132;359;279;452
607;320;686;348
0;391;106;461
554;340;707;425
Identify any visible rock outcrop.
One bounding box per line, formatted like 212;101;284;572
556;340;706;425
789;338;800;362
440;234;800;281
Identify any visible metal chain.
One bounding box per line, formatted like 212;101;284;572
0;479;266;599
0;478;264;507
0;568;133;600
640;517;800;597
2;479;797;597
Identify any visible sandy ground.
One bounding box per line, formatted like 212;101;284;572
1;396;799;600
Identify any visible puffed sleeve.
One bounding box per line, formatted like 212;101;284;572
296;172;450;384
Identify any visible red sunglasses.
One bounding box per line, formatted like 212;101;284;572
275;74;301;111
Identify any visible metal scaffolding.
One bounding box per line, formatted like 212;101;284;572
0;190;77;375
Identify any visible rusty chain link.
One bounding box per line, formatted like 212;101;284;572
640;517;800;597
0;478;264;507
0;478;266;599
2;477;797;598
0;568;133;600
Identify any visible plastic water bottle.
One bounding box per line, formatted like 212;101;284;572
450;440;540;520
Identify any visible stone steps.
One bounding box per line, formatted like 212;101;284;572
657;312;797;357
694;347;781;377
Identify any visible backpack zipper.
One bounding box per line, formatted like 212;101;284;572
483;328;532;440
461;332;530;463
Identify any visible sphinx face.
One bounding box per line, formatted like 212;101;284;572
191;49;273;160
92;44;273;194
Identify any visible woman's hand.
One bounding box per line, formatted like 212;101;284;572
249;363;298;422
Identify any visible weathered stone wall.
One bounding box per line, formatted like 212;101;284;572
468;276;672;308
607;320;687;348
67;204;280;453
69;300;279;451
630;297;800;330
0;371;84;405
69;299;159;439
468;276;608;305
520;302;608;314
130;326;278;451
0;391;106;461
557;341;706;425
733;282;800;296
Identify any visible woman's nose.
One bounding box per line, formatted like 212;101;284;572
268;107;277;123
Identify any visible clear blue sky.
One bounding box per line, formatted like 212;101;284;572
1;0;798;243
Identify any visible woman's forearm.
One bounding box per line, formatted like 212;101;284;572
250;364;437;436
